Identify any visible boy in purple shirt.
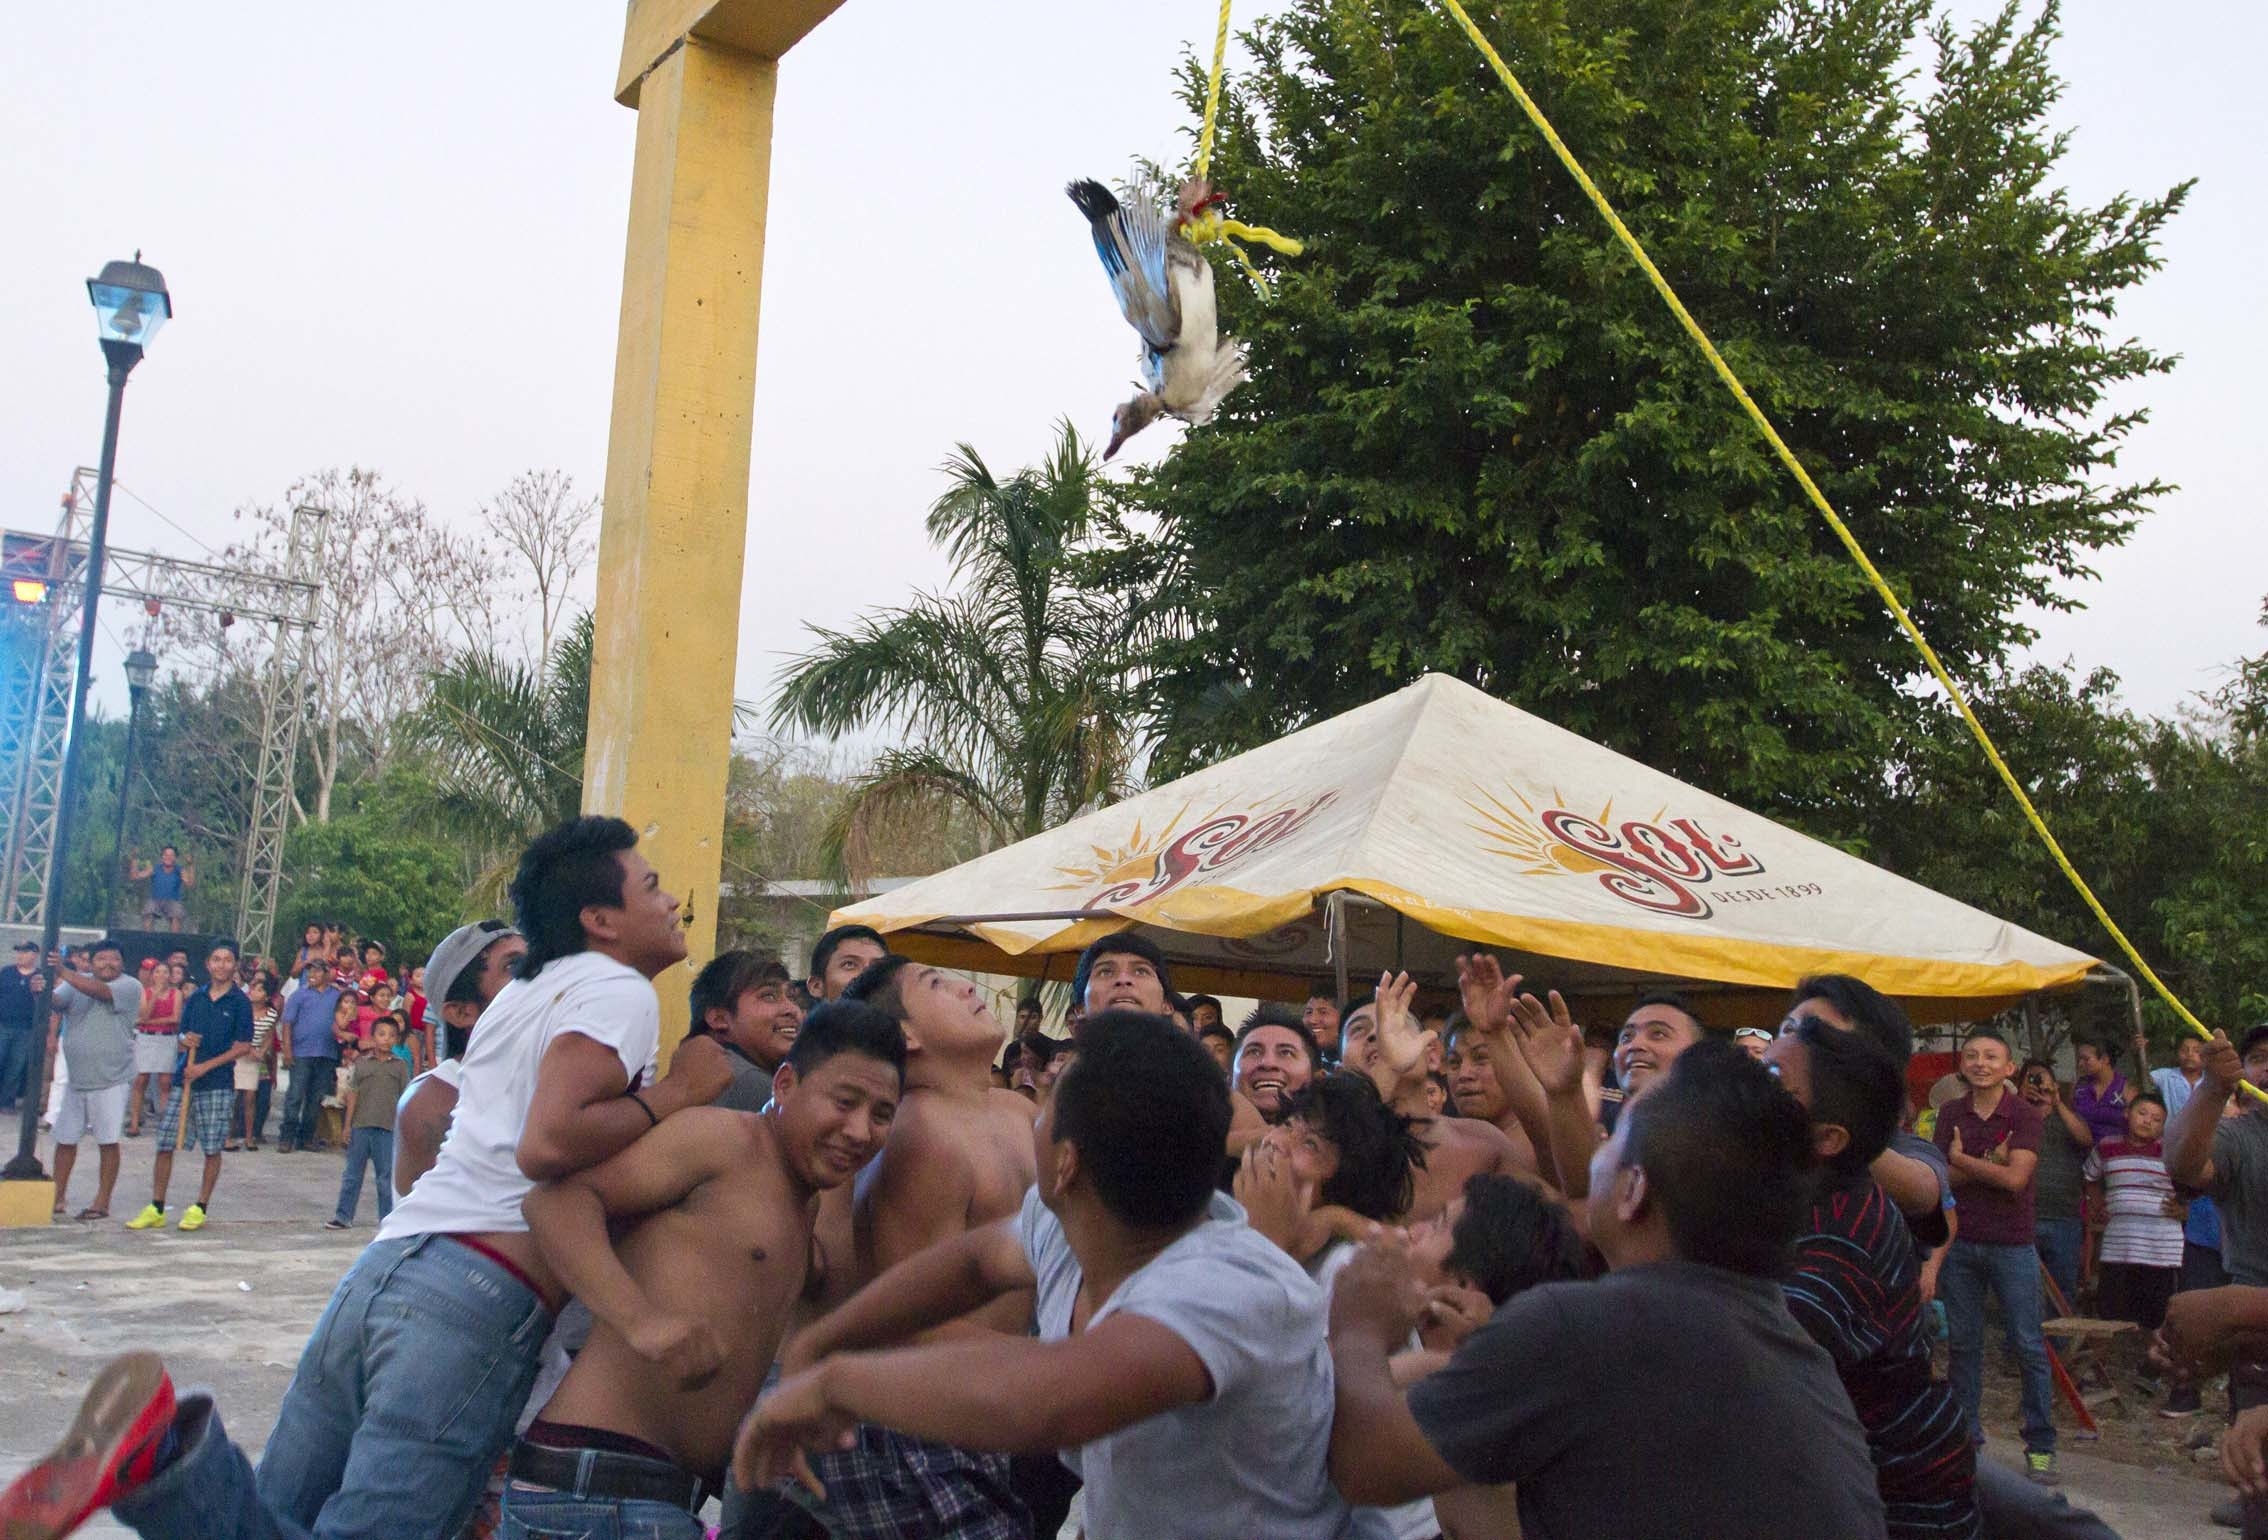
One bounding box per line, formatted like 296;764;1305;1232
1934;1028;2058;1484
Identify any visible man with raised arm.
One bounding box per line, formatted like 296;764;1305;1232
737;1010;1357;1540
499;1003;905;1540
1340;973;1528;1221
1;816;733;1540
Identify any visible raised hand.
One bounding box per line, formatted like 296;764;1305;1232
1370;971;1434;1089
1506;987;1585;1097
1454;953;1517;1038
1417;1283;1495;1351
1235;1132;1318;1259
1328;1233;1427;1349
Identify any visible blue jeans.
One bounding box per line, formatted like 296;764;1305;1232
283;1058;336;1148
112;1233;553;1540
1943;1238;2056;1455
501;1483;706;1540
0;1026;30;1111
333;1128;395;1224
2033;1217;2083;1317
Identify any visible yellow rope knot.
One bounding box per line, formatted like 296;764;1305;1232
1184;0;1302;297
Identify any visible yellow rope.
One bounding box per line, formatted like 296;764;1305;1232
1182;0;1303;296
1431;0;2245;1079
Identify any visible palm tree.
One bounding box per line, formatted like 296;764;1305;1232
402;611;593;902
770;420;1150;884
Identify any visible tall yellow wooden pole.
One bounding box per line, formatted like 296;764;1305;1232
590;0;846;1056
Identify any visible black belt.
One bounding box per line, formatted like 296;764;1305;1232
508;1439;706;1513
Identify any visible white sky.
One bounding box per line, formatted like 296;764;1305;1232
2;1;2259;731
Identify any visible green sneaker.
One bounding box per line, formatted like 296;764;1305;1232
122;1204;164;1231
2025;1450;2059;1486
176;1204;206;1232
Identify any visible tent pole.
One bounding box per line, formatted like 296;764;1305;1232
1327;892;1350;1008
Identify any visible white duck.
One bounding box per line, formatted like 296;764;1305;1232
1067;177;1249;459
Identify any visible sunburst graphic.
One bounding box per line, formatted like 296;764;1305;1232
1465;784;1623;877
1045;803;1200;893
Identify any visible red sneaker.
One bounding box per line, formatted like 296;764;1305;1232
0;1351;176;1539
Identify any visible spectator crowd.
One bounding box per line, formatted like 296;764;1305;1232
4;813;2268;1540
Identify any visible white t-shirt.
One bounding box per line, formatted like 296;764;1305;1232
378;950;659;1242
1017;1187;1355;1540
1307;1242;1439;1540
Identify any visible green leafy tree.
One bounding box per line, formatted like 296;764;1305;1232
769;422;1148;883
1126;0;2186;827
400;611;593;904
279;772;469;962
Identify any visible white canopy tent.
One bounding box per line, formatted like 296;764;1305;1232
833;675;2107;1027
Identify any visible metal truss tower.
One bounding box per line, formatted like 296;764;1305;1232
0;469;325;957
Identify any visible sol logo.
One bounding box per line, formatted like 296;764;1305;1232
1470;788;1773;920
1062;794;1340;909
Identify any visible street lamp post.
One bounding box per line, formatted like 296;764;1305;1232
3;257;171;1182
108;647;159;927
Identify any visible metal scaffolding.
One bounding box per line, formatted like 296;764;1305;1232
0;468;325;957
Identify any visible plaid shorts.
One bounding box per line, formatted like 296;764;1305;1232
154;1083;236;1155
780;1425;1027;1540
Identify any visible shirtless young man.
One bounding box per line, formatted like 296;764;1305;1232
764;957;1040;1538
1341;975;1527;1223
496;1003;903;1540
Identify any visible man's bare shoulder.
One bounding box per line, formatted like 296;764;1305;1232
1430;1114;1521;1163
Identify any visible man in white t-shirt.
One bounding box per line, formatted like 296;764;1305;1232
734;1009;1357;1540
3;816;734;1540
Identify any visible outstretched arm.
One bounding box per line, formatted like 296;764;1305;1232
785;1218;1037;1373
2168;1032;2241;1190
517;1030;732;1181
740;1315;1210;1496
1327;1240;1467;1506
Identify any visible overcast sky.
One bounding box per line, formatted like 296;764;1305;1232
4;1;2259;734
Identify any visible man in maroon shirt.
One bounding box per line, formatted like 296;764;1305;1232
1933;1028;2057;1484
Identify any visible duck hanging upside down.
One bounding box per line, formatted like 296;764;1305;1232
1066;177;1249;459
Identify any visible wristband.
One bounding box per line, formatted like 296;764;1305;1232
628;1090;659;1127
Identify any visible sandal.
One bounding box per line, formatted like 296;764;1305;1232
222;1142;243;1152
74;1207;107;1220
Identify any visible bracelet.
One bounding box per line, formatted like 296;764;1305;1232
628;1090;659;1128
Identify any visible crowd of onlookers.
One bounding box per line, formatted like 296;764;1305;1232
10;813;2268;1540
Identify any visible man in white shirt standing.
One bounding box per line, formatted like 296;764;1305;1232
3;816;733;1540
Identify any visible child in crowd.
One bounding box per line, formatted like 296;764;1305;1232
228;976;278;1152
1934;1028;2058;1484
328;1016;408;1229
330;991;366;1053
2085;1090;2184;1331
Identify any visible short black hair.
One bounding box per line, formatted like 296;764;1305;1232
1446;1175;1588;1305
1015;996;1043;1016
91;937;124;960
688;950;791;1035
2241;1025;2268;1059
1286;1073;1426;1220
841;953;915;1019
1052;1009;1228;1230
207;938;240;960
1197;1022;1234;1052
1307;983;1338;1004
809;925;887;983
786;999;907;1079
1790;1017;1904;1175
2131;1089;2167;1112
1071;932;1171;1006
1631;988;1711;1035
510;816;639;981
1233;1005;1322;1073
1185;993;1222;1019
1619;1038;1817;1277
1963;1027;2012;1054
1792;974;1914;1066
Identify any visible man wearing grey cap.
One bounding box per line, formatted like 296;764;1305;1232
0;939;45;1115
393;919;527;1196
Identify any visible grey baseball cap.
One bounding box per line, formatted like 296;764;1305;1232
424;920;521;1015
